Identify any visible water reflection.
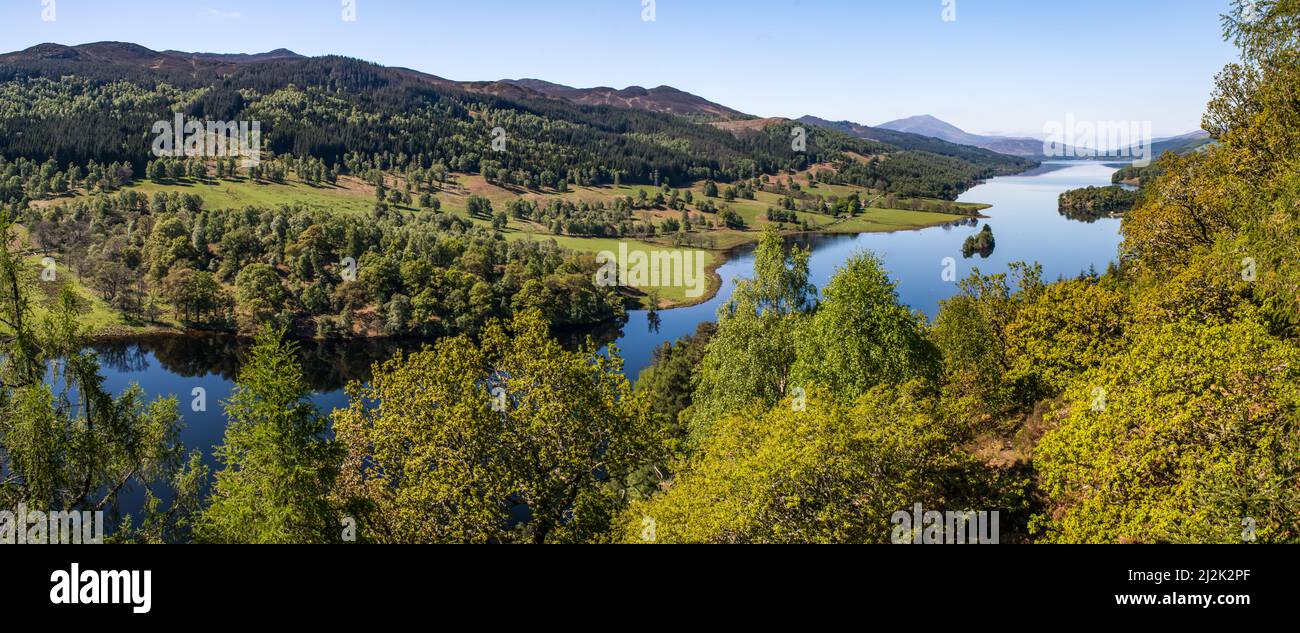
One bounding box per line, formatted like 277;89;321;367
93;334;434;394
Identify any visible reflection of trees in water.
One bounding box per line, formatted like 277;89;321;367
939;217;981;232
92;335;435;393
292;338;431;393
94;342;152;374
102;335;244;381
555;320;624;352
1058;206;1114;224
1017;162;1079;178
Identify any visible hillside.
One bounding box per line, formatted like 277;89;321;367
1139;130;1214;159
502;79;749;120
0;42;1033;201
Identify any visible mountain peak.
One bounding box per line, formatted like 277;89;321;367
878;114;968;136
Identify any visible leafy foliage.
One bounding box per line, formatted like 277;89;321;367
1034;317;1300;543
331;309;661;543
687;228;813;440
791;252;938;402
624;384;1020;543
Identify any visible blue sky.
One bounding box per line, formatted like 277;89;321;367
2;0;1238;136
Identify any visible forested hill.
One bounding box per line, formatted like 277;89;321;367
0;42;1034;200
500;79;750;121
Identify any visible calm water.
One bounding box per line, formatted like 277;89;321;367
92;160;1122;517
605;161;1124;373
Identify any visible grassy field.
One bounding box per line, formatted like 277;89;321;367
124;177;381;216
817;207;971;234
502;232;718;307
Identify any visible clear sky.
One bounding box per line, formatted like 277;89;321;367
2;0;1239;137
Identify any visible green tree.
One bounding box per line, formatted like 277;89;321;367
466;194;493;218
234;264;286;331
198;327;340;543
636;322;716;454
1004;277;1129;399
791;252;938;403
162;267;229;325
687;227;814;440
1034;317;1300;543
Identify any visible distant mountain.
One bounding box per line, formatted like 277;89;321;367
0;42;556;104
501;79;748;120
162;48;304;64
1040;130;1213;163
796;115;1035;170
877;114;1214;162
1100;131;1214;165
877;114;1048;157
0;42;745;121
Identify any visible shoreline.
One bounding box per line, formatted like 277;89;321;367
642;206;990;312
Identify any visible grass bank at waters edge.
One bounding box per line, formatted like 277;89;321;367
503;232;720;308
811;206;987;235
